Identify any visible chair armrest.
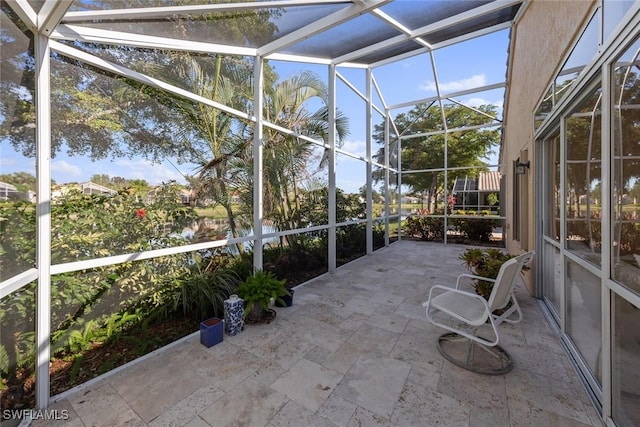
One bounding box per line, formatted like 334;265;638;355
455;273;495;289
422;284;454;307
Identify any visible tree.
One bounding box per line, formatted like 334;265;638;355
1;1;280;166
630;180;640;204
358;185;383;204
565;89;602;219
90;174;112;187
0;172;37;193
373;103;500;211
614;69;640;204
256;71;350;248
164;54;258;251
0;3;284;254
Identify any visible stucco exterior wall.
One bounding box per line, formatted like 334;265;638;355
502;0;595;293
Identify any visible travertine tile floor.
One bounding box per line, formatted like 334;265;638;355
36;241;603;427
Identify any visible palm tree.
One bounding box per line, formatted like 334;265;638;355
259;70;350;248
170;60;349;253
169;54;256;251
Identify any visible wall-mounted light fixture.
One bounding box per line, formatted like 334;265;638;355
515;160;530;175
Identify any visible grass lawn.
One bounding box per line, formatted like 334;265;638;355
195;205;233;219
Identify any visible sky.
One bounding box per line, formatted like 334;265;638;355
0;25;509;194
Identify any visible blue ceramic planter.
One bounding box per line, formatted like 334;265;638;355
200;317;223;348
224;294;244;336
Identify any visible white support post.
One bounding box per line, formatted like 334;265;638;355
384;113;392;241
366;67;373;254
559;112;567;335
328;64;337;273
35;32;52;409
600;59;612;421
395;124;400;240
429;50;448;243
253;57;264;271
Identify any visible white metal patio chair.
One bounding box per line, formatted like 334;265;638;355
422;250;535;375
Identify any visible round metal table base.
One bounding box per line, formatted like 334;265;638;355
436;332;513;375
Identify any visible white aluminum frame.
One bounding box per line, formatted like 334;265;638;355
533;3;640;426
1;0;520;411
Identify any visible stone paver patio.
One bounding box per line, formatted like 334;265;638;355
37;240;602;427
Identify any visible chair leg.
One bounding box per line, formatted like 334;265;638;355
437;332;513;375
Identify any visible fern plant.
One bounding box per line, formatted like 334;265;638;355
236;270;289;321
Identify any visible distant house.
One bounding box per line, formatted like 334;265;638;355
179;189;194;205
146;186;194;205
1;182;20;201
80;182;117;196
0;181;36;202
451;171;501;212
52;182;117;199
401;196;420;204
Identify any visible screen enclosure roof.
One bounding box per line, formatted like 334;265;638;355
18;0;524;69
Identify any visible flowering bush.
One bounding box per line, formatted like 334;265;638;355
0;182;199;393
405;215;444;241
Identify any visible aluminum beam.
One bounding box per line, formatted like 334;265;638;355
258;0;391;57
62;0;351;22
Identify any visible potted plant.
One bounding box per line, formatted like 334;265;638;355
459;248;514;300
275;288;295;307
236;270;289;323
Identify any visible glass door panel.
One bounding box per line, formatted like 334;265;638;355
542;242;562;317
612;293;640;426
566;259;602;385
565;88;603;267
612;35;640;296
543;133;561;241
540;131;562;318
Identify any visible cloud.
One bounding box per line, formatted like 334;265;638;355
463;97;504;117
339;139;366;157
0;157;19;167
466;97;490;107
46;157;192;186
51;160;82;178
419;74;487;93
114;159;187;185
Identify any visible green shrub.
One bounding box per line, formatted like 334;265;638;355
167;253;241;321
404;216;444;241
459;218;496;242
0;183;198;383
459;248;514;299
487;192;499;207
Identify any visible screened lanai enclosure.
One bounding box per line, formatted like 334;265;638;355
0;0;522;415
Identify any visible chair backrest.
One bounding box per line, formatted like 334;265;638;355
487;251;535;311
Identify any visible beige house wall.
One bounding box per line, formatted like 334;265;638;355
502;0;595;294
